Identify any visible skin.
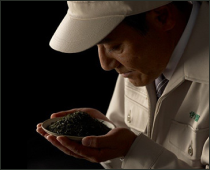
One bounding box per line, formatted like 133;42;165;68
36;2;192;163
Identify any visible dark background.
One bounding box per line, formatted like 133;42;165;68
1;1;118;169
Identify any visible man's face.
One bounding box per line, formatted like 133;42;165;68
97;21;173;86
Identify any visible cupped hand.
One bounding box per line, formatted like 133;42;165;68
36;108;137;162
44;127;136;163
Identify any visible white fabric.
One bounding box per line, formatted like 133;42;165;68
163;1;200;80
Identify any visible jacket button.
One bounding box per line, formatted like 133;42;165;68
127;111;131;123
188;145;193;156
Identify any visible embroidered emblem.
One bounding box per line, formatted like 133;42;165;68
189;111;200;122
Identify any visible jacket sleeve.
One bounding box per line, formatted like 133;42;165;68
201;137;209;169
122;134;209;169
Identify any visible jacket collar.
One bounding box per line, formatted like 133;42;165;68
183;1;209;85
164;2;209;95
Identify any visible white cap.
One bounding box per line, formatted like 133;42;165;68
49;1;172;53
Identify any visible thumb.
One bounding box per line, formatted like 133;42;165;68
82;128;122;148
82;134;113;148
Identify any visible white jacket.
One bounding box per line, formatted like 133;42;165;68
101;2;209;169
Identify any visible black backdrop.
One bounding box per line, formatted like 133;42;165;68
2;1;118;169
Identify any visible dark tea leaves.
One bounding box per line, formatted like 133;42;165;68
47;111;111;136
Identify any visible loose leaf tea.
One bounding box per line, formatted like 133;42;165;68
47;111;111;136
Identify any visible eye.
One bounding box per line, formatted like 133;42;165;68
108;44;122;53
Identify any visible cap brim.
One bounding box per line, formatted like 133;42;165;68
49;14;125;53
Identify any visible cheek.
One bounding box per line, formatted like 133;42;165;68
123;54;147;72
117;48;141;68
119;57;137;69
116;43;151;72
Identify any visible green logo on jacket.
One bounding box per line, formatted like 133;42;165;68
189;111;200;122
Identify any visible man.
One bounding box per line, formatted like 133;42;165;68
37;1;209;169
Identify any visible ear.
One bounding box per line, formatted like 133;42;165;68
147;5;176;32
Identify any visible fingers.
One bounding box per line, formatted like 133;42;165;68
82;129;117;148
36;126;131;163
82;128;137;157
36;123;85;159
36;123;50;138
47;135;84;159
56;136;105;163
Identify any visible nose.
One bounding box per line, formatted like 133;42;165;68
97;45;119;71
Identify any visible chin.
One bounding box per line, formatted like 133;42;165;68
128;78;147;87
